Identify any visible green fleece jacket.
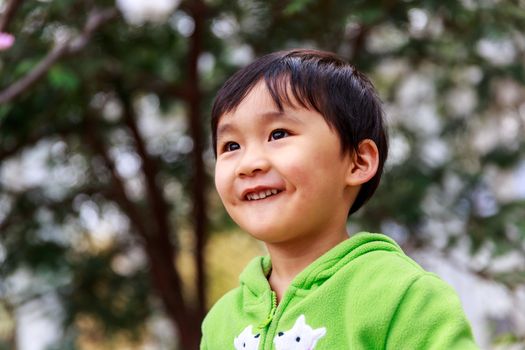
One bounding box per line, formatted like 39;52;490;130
201;232;479;349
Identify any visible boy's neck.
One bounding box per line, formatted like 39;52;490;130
266;229;349;302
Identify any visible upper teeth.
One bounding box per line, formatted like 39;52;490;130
246;189;279;201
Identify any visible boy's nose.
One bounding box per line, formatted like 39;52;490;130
235;148;271;177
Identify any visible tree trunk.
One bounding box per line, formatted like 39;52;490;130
187;0;208;329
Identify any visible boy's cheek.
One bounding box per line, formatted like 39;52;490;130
214;170;230;199
286;164;310;186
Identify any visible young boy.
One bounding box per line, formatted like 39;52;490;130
201;49;478;349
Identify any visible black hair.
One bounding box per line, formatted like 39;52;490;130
211;49;388;215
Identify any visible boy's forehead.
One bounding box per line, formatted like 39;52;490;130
238;80;276;110
217;83;269;125
216;80;316;130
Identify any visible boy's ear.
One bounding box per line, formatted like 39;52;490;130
345;139;379;186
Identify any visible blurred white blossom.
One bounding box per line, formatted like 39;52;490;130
486;161;525;203
408;8;428;36
395;73;443;136
445;86;477;117
386;132;410;167
366;24;407;54
211;15;239;39
170;11;195;36
229;45;254;66
477;37;516;66
116;0;180;25
493;78;525;107
421;137;450;167
198;52;216;74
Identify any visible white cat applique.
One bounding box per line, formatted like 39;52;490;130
234;315;326;350
234;325;261;350
273;315;326;350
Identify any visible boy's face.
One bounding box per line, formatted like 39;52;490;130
214;81;355;245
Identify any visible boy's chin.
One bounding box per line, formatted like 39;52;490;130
239;224;286;243
244;229;281;243
240;224;300;245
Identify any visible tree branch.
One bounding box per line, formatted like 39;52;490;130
83;112;192;342
347;23;370;62
0;42;68;104
0;0;24;32
67;7;119;54
187;0;208;330
0;7;118;104
114;85;172;242
82;113;150;237
113;87;203;346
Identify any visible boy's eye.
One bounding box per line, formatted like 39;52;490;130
269;129;289;141
223;141;240;153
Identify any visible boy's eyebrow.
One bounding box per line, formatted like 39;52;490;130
217;110;302;139
216;122;236;139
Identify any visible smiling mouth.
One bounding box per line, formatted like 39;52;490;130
245;189;282;201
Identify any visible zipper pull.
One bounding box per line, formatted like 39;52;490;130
258;291;277;329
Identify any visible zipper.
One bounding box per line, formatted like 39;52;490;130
258;291;277;329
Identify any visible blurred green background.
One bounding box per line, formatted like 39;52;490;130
1;0;524;349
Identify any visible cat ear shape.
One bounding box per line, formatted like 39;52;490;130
313;327;326;339
297;314;306;326
273;315;327;350
234;325;261;350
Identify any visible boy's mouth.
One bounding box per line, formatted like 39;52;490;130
244;188;282;201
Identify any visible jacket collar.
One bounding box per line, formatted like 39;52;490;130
239;232;402;299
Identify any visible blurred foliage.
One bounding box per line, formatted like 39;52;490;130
1;0;525;348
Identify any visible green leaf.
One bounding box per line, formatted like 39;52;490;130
0;104;12;124
48;65;80;91
14;58;39;77
283;0;316;15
